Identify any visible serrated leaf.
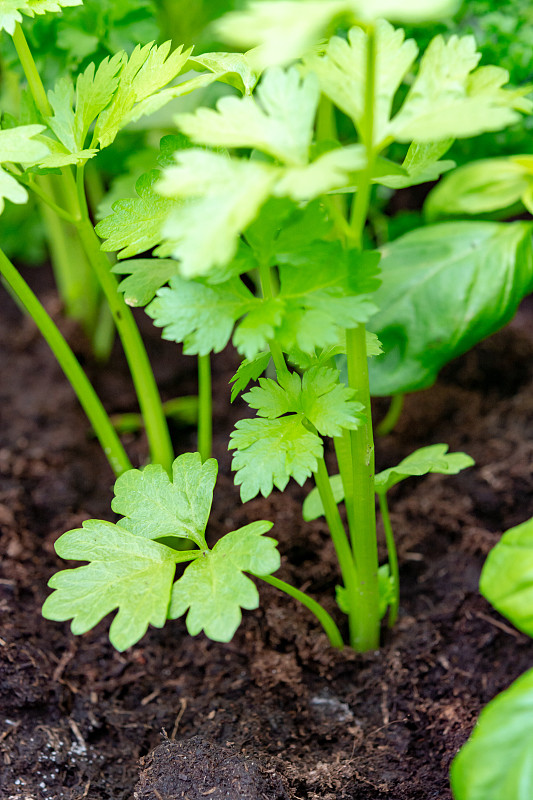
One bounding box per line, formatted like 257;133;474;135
230;415;323;501
95;170;177;259
230;352;272;402
232;298;285;360
93;42;192;149
480;517;533;637
157;150;277;277
303;474;344;521
378;140;455;190
374;444;474;494
188;52;260;95
168;522;279;642
73;53;124;148
121;73;218;128
450;667;533;800
111;453;218;548
42;520;182;652
177;67;319;167
0;0;82;35
368;222;533;395
147;275;254;356
112;259;179;307
425;157;532;219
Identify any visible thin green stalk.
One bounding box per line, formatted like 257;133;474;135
197;354;212;461
313;456;360;649
376;393;404;437
333;429;355;534
75;218;174;473
258;260;289;377
378;492;399;627
259;574;344;649
12;23;50;116
0;249;131;477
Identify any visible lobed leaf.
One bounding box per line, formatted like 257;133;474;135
0;0;82;35
188;52;261;96
230;352;272;402
111;453;218;548
169;522;280;642
374;444;474;494
42;520;188;652
0;124;49;212
112;259;179;307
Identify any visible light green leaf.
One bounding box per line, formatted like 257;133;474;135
121;73;218;128
230;352;272;402
378;140;455;189
0;123;49;164
42;520;182;652
73;53;124;149
36;146;98;167
46;76;77;152
336;564;395;619
480;517;533;637
274;145;367;200
307;20;418;146
188;52;261;95
0;167;28;212
169;522;279;642
303;474;344;521
178;67;319;166
157;150;277;277
230;415;323;501
354;0;460;21
0;0;82;35
232;298;284;360
450;667;533;800
93;42;192;148
425;157;532;218
111;453;218;548
391;37;527;142
147;275;254;356
374;444;474;494
111;259;179;307
368;222;533;395
95;170;177;259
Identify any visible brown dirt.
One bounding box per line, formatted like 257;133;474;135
1;267;532;800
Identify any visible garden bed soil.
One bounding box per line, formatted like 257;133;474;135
1;268;533;800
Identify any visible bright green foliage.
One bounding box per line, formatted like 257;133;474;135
425;156;533;218
112;259;179;307
480;518;533;638
95;170;177;259
303;474;345;521
93;41;192;148
230;415;323;502
188;52;261;95
177;67;320;166
450;667;533;800
378;140;455;190
369;222;533;395
0;0;82;35
230;352;272;401
215;0;459;69
243;367;363;437
111;453;218;548
0;124;49;212
336;564;395;619
42;520;187;652
169;521;280;642
374;445;475;494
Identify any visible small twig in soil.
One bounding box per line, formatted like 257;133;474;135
474;610;528;640
171;697;188;739
141;688;161;706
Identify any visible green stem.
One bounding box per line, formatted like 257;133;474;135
334;429;355;534
259;574;344;649
378;492;399;627
12;23;51;116
0;249;131;477
75;218;174;472
313;456;360;649
376;393;404;437
197;353;212;461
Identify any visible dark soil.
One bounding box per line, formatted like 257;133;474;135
1;267;532;800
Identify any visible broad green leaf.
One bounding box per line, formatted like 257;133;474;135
368;222;533;395
42;520;184;652
188;52;260;95
480;518;533;637
378;140;455;189
450;667;533;800
216;1;458;70
111;453;218;548
169;522;279;642
303;474;344;521
391;37;528;142
147;275;254;356
112;259;179;307
425;157;532;218
157;150;277;277
95;170;177;259
244;366;363;436
230;415;323;501
0;0;82;35
93;42;192;148
177;67;320;166
0;167;28;212
374;444;474;494
307;20;418;146
230;352;272;402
